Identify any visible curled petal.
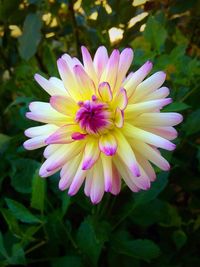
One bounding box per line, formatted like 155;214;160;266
101;154;112;192
24;124;58;138
100;49;120;91
126;98;172;118
133;113;183;127
23;135;48;150
112;88;128;110
99;133;117;156
114;130;140;177
114;48;134;92
81;46;98;87
73;65;96;99
123;123;176;151
132;71;166;103
114;108;124;128
90;159;104;204
123;61;153;98
34;74;67;96
45;124;80;144
98;82;113;102
82;138;100;170
93;46;109;79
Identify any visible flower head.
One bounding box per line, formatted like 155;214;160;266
24;46;183;204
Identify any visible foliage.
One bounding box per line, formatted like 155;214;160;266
0;0;200;266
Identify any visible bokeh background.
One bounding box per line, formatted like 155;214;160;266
0;0;200;266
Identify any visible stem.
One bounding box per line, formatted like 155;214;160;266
112;204;136;231
68;0;81;58
25;240;46;255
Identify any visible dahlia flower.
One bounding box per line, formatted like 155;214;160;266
24;46;183;204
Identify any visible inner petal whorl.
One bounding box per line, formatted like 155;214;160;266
75;97;113;135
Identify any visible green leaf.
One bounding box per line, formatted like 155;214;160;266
183;109;200;136
76;217;109;266
31;169;46;211
5;198;41;224
0;208;21;237
8;244;26;265
0;231;9;259
164;102;190;112
18;13;42;60
0;134;11;154
10;158;40;194
51;256;81;267
144;16;167;52
172;230;187;250
112;233;160;262
134;172;169;207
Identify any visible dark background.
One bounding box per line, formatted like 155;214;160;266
0;0;200;266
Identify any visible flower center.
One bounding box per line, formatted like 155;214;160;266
75;96;113;135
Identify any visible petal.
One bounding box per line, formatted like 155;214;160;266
90;159;104;204
144;86;170;101
43;144;62;158
100;49;120;91
57;58;81;100
59;153;82;190
73;65;96;99
24;124;58;138
112;88;128;110
93;46;109;79
113;157;139;192
133;113;183;127
23;135;48;150
141;126;178;141
135;153;156;182
50;95;78;116
34;74;67;96
98;82;113;102
39;141;84;176
81;46;98;87
132;71;166;103
99;133;117;156
82;138;100;170
45;124;80;144
68;163;86;196
114;130;140;177
125;98;172;118
110;163;121;195
114;48;134;92
114;108;124;128
123;61;153;98
84;169;93;197
26;102;70;125
123;123;176;151
101;153;112;192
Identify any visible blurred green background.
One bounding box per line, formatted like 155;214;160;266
0;0;200;266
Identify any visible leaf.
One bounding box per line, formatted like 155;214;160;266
133;172;169;207
8;244;26;265
112;232;160;262
76;217;109;266
144;16;167;52
18;13;42;60
0;208;21;236
5;198;41;224
164;102;190;112
51;255;81;267
182;109;200;136
172;230;187;250
10;158;40;194
0;133;11;154
31;169;46;211
0;231;9;259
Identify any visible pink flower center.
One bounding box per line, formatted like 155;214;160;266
75;96;113;135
